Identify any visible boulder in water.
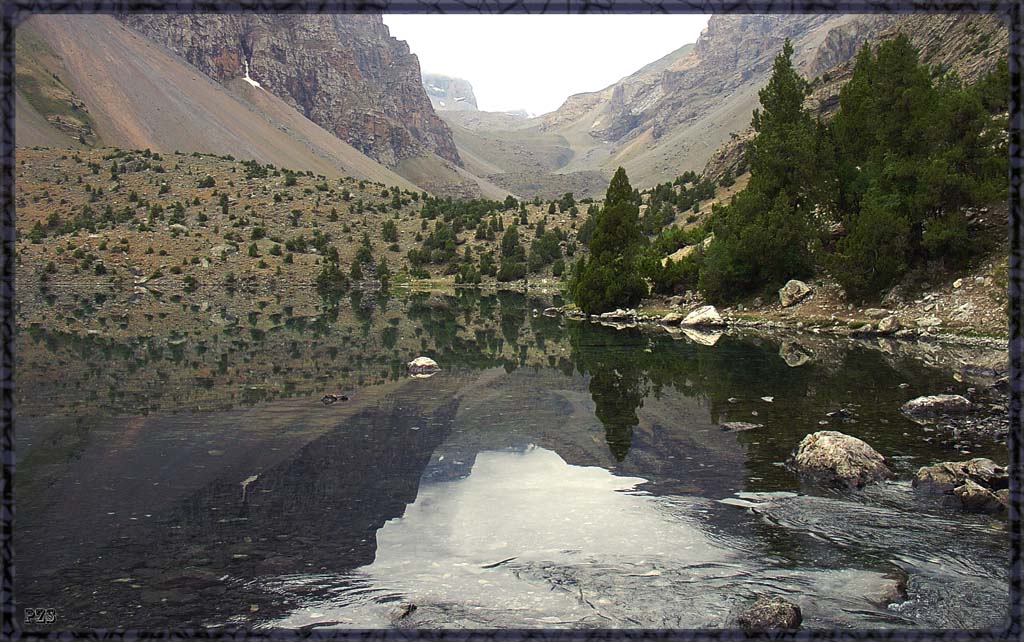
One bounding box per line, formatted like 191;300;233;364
408;356;441;376
953;478;1005;514
779;280;812;307
737;597;802;630
913;458;1008;514
791;431;893;490
900;394;972;419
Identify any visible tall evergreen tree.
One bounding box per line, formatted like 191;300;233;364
568;168;648;314
699;39;817;301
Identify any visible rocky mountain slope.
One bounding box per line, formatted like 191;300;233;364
14;15;421;190
442;13;1006;195
703;13;1008;184
423;73;478;112
122;14;462;169
15;15;512;199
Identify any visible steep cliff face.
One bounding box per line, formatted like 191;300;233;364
122;14;461;168
704;13;1008;182
521;15;889;187
422;73;478;111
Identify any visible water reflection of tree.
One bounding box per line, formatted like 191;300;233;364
568;324;649;462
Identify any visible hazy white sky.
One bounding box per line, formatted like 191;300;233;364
383;14;710;116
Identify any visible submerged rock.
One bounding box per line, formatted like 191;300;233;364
901;394;973;419
779;341;813;367
791;431;893;490
737;597;802;630
779;280;811;307
681;305;723;327
720;421;763;433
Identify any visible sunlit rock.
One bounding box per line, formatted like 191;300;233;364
408;356;441;377
791;431;893;490
680;305;723;327
913;458;1007;514
779;280;811;307
901;394;972;419
877;315;901;334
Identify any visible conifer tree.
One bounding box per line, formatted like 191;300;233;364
568;168;648;314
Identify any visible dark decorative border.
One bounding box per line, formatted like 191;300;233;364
1;0;1021;639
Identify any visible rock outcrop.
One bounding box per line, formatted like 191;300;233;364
423;74;478;111
703;14;1006;182
791;431;893;489
122;14;461;168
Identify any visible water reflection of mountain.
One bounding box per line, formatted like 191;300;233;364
16;291;1008;630
17;377;465;629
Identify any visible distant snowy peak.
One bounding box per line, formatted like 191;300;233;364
422;73;478;112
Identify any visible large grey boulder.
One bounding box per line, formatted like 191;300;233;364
737;597;802;631
779;280;812;307
791;431;893;490
680;305;723;327
900;394;972;419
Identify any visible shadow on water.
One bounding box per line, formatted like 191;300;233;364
14;290;1008;630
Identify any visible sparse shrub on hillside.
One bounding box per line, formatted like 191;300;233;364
197;175;215;188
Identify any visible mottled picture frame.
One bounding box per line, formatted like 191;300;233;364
0;0;1020;639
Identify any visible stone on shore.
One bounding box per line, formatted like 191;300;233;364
660;311;685;325
680;305;723;327
779;280;812;307
877;315;901;334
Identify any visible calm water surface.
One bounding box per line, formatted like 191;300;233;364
15;291;1008;630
